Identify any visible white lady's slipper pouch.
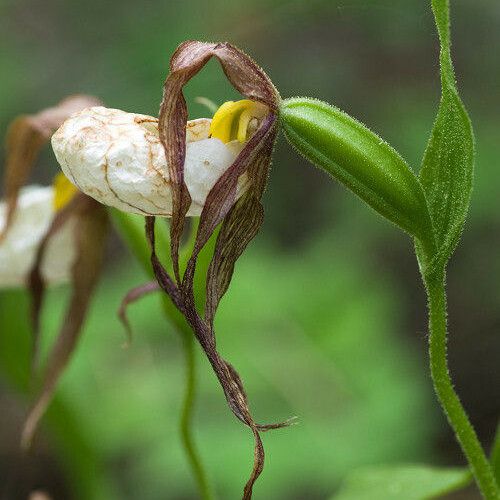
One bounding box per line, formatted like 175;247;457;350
52;107;249;217
0;185;76;288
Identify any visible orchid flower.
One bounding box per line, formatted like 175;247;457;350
51;41;291;499
0;181;77;288
52;101;266;217
0;96;108;449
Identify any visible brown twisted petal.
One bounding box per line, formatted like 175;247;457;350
0;95;101;242
182;113;276;301
27;194;87;373
158;40;280;282
204;114;277;326
22;196;108;449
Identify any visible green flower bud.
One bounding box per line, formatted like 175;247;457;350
280;97;435;251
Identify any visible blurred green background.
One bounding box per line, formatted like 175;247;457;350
0;0;498;499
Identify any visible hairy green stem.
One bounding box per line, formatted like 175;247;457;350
178;325;214;500
425;271;499;499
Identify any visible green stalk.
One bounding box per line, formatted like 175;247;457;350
424;270;499;499
491;423;500;485
160;298;214;500
110;209;214;500
177;322;213;500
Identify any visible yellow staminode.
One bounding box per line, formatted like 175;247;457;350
53;172;78;210
209;99;268;143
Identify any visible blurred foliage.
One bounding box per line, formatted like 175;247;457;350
0;0;499;499
332;464;470;500
1;228;439;499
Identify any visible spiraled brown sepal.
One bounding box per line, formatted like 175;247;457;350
22;196;108;449
0;95;101;241
153;41;289;499
158;41;280;281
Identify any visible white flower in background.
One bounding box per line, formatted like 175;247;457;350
0;185;76;288
51;103;267;217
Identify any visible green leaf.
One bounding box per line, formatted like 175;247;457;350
419;0;474;267
332;464;471;500
492;423;500;486
280;97;435;255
